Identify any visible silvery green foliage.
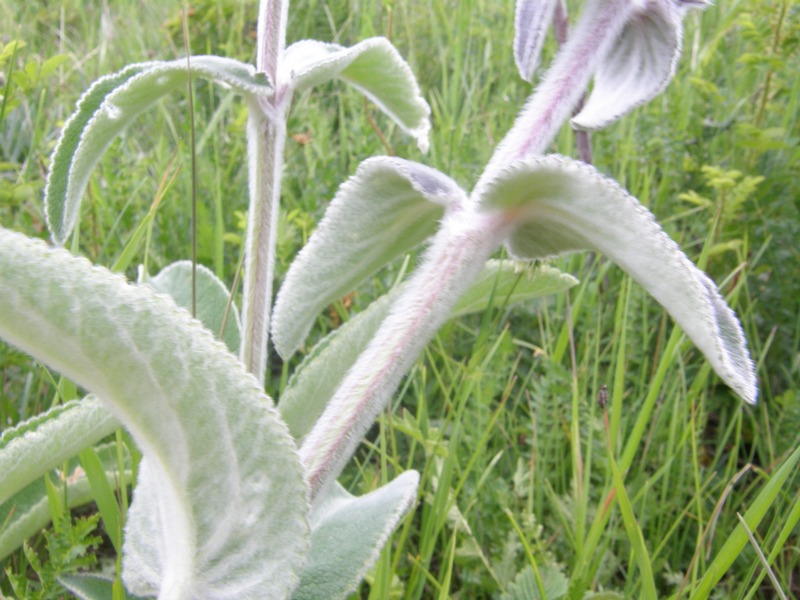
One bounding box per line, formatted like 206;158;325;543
284;149;755;496
477;155;756;404
293;471;420;600
148;261;242;354
272;157;465;358
0;0;757;595
280;38;430;151
0;228;309;598
514;0;560;82
43;57;273;246
0;396;118;506
497;0;708;171
571;0;709;130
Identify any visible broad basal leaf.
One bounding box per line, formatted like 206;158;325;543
0;227;308;599
292;471;419;600
281;38;430;152
147;260;241;354
44;56;272;245
477;155;756;404
272;156;465;358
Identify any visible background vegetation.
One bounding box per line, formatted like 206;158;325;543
1;0;798;597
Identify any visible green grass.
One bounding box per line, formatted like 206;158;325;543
1;0;799;598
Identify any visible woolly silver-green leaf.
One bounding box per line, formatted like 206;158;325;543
514;0;559;83
281;38;430;152
571;0;685;130
292;471;419;600
148;260;241;354
0;227;308;599
272;156;464;359
0;396;118;505
477;155;757;404
44;56;272;245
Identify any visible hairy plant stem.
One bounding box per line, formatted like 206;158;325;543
240;100;289;381
240;0;290;381
300;207;511;500
480;0;633;184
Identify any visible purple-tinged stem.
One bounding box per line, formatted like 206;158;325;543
480;0;633;185
256;0;288;83
240;0;291;381
553;0;594;165
300;206;512;500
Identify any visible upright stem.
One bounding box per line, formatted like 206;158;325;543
240;0;290;381
479;0;633;186
240;102;288;381
300;207;511;500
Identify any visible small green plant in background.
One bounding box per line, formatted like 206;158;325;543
0;0;797;599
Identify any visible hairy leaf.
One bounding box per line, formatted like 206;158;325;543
292;471;419;600
0;443;130;562
282;38;430;151
272;157;465;358
571;1;684;130
148;260;241;354
477;155;757;404
0;396;118;505
0;228;308;599
514;0;559;82
44;57;272;245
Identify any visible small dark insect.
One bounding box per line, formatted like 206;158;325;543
597;384;609;410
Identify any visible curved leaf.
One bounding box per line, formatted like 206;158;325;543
44;56;272;245
279;261;576;439
477;155;757;404
571;1;685;130
514;0;559;83
292;471;419;600
148;260;241;354
272;156;465;358
0;443;131;562
281;38;430;152
0;228;308;599
0;396;118;505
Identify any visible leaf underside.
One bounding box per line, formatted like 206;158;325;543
514;0;558;83
292;471;419;600
572;3;682;130
282;38;431;152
